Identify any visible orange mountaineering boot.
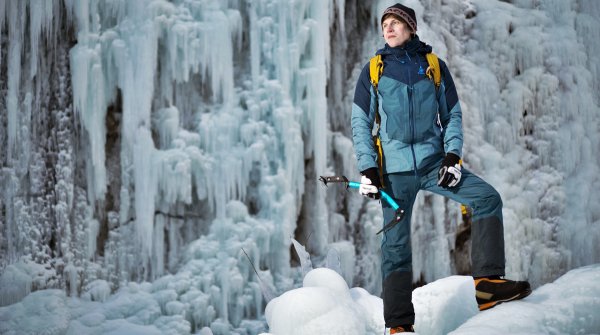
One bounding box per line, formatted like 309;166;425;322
389;325;414;333
474;276;531;311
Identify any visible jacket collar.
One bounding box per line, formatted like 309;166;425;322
376;35;433;57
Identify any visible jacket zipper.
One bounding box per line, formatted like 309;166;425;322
405;51;418;176
408;85;418;176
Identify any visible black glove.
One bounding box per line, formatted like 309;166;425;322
360;167;382;199
437;153;462;188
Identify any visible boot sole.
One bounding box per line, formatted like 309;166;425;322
478;287;532;311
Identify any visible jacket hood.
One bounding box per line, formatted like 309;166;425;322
376;35;432;56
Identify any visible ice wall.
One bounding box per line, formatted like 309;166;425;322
0;0;344;330
382;0;600;287
448;0;600;287
330;0;600;289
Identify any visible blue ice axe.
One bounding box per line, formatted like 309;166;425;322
319;176;405;234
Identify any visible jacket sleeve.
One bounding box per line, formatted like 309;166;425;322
351;63;378;172
438;59;463;158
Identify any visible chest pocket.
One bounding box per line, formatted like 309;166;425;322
412;80;440;142
378;77;439;142
378;77;411;142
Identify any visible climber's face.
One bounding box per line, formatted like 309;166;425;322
382;16;412;48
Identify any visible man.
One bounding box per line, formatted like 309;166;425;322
351;3;531;333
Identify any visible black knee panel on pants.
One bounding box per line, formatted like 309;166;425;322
471;215;505;277
383;270;415;327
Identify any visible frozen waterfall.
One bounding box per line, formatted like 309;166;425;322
0;0;599;334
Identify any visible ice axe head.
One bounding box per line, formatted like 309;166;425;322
376;208;405;235
318;176;349;187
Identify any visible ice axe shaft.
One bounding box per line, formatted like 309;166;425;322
318;176;405;234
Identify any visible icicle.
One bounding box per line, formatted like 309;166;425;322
227;8;243;51
65;0;90;38
159;4;236;104
241;248;276;304
153;215;166;279
287;0;331;254
116;19;158;149
155;106;180;149
156;148;192;206
0;0;6;69
87;219;99;260
205;9;235;103
275;2;290;93
64;263;79;297
0;0;4;33
325;247;342;276
248;1;260;85
168;219;181;272
335;0;345;35
133;128;157;264
70;40;108;202
29;1;43;78
291;238;313;277
6;0;24;162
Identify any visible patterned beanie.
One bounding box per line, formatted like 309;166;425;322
381;3;417;33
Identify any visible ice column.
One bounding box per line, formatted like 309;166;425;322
6;0;24;162
69;0;109;203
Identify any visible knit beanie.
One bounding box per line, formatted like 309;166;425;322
381;3;417;33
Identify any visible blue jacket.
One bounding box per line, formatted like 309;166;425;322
351;36;463;174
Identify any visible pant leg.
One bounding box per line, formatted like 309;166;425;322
420;165;505;277
381;172;419;327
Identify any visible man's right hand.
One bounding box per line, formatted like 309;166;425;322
359;168;382;199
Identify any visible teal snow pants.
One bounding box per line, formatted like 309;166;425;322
381;160;505;328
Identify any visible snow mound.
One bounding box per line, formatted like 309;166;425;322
451;264;600;334
1;265;598;334
263;269;477;335
264;268;383;335
0;290;69;335
413;276;479;335
262;265;600;335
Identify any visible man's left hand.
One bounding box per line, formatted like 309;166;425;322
438;153;462;188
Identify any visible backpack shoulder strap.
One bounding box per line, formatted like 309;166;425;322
369;55;384;89
425;53;441;88
368;54;385;184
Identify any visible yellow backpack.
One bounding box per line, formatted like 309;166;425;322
368;53;441;182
